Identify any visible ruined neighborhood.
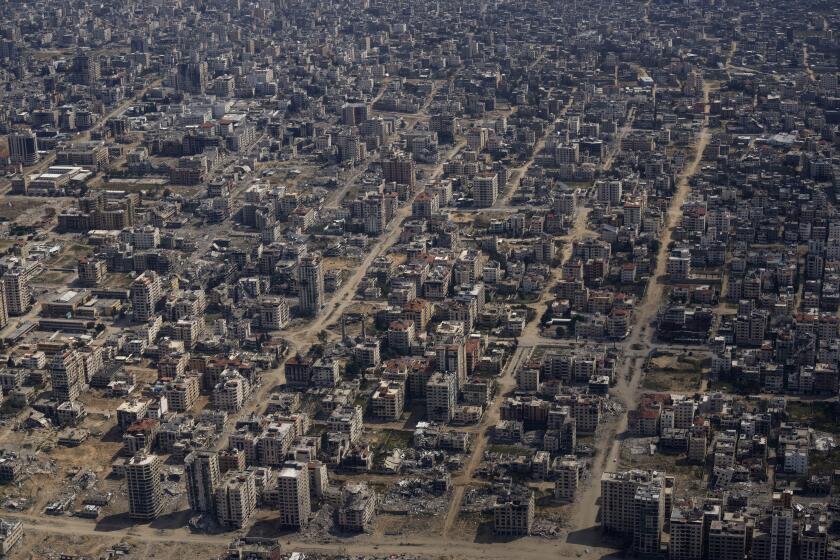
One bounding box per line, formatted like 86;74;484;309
0;0;839;559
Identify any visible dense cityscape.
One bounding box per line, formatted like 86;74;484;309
0;0;838;558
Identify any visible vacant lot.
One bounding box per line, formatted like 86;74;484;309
619;438;707;496
0;198;48;222
787;401;840;434
370;428;414;464
642;352;705;393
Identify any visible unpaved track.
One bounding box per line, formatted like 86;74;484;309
441;345;531;537
567;78;715;538
6;508;612;560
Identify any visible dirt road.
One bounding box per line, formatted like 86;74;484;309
212;135;469;454
567;78;715;538
7;78;164;187
7;502;613;560
496;88;576;207
519;205;592;344
441;344;531;536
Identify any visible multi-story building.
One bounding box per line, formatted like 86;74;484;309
734;310;767;347
342;103;369;126
382;152;416;188
337;483;376;531
688;426;708;463
569;395;601;435
473;174;498;208
311;358;340;387
668;248;692;280
77;258;106;287
212;371;250;411
326;405;363;443
370;381;405;420
555;143;579;165
215;469;257;529
0;518;23;556
800;519;828;560
518;367;540;392
752;498;794;560
50;349;86;402
175;60;208;94
185;451;220;515
601;470;665;541
435;342;467;389
254;422;296;467
277;462;311;528
673;399;697;429
164;374;200;412
412;191;438;219
669;507;704;560
258;297;290;330
297;254;324;316
125;453;163;521
72;50;100;86
634;480;665;555
707;518;747;560
56;141;109;170
554;457;580;501
213;75;235;97
131;271;162;322
354;339;381;368
493;486;534;536
3;269;30;316
173;317;206;349
466;127;489;152
0;288;6;331
595;179;623;205
361;194;386;235
426;372;456;423
430;113;458;142
116;399;149;431
7;129;39;166
387;320;415;354
127;225;160;250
